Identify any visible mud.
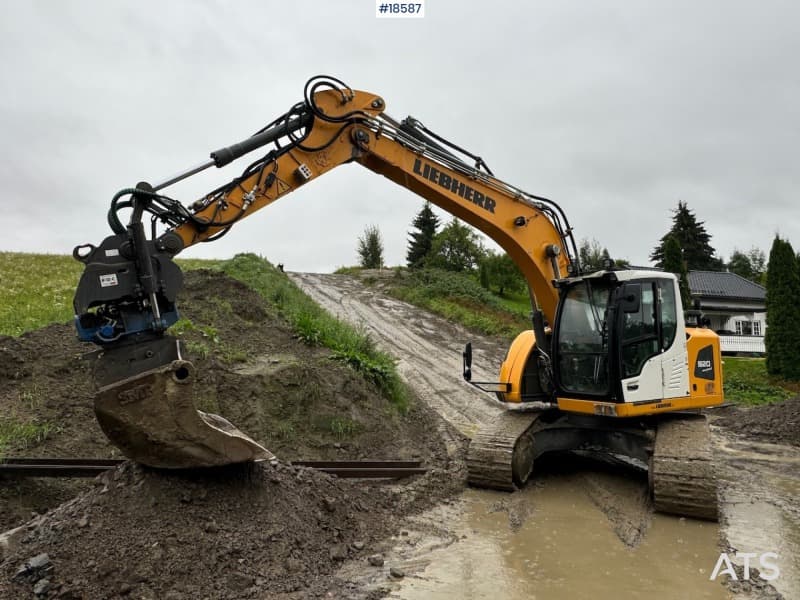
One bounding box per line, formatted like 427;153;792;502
292;272;800;600
713;397;800;447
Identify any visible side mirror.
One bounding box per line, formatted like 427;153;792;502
462;342;472;382
621;283;641;314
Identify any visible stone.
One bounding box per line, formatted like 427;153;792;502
352;541;365;551
322;497;337;513
368;554;384;567
13;553;52;583
77;515;89;529
33;578;51;596
389;567;405;579
329;544;348;560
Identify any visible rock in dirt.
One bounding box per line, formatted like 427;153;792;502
368;554;384;567
33;577;51;596
389;567;405;579
13;552;52;583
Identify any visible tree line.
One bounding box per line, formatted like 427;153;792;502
356;199;800;380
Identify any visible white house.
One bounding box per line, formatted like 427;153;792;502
688;271;766;355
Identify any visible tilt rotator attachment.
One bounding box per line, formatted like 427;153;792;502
73;189;272;469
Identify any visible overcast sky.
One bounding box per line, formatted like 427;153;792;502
1;0;797;272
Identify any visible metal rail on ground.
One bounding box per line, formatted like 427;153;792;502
0;458;426;479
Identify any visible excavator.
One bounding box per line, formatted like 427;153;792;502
73;75;721;520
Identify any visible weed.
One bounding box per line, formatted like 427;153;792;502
185;341;211;360
328;417;359;439
274;421;296;440
0;419;58;458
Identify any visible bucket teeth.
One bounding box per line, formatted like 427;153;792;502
94;350;273;469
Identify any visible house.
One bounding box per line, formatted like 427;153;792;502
688;271;766;355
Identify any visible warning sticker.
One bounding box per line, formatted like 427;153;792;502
99;273;119;288
275;178;291;195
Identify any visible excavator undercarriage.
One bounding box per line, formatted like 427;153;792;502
466;409;718;520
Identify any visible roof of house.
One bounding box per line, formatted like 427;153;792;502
688;271;765;301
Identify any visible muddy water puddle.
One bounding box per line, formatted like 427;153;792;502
380;475;726;600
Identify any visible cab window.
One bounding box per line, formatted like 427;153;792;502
620;283;660;378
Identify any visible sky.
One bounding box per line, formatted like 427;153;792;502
1;0;798;272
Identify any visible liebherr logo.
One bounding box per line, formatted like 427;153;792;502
413;158;496;213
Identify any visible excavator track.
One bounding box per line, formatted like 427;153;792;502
651;414;718;521
466;410;542;491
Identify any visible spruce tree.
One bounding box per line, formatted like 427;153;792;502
406;202;440;268
764;236;800;379
662;235;691;308
650;201;723;270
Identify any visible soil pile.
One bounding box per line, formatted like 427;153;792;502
712;396;800;447
0;459;461;599
1;268;465;597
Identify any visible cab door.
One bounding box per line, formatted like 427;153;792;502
618;281;663;402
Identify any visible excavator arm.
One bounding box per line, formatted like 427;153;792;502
73;75;579;468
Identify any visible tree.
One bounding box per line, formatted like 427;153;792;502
479;251;525;296
578;238;611;272
406;202;440;268
427;218;484;272
764;236;800;379
650;201;724;271
727;246;767;284
357;225;384;269
662;235;691;308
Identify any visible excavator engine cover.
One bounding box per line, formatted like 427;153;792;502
92;336;274;468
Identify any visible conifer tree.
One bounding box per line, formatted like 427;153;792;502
765;236;800;379
406;202;440;268
650;201;723;270
662;235;691;308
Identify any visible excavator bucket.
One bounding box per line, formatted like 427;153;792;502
92;337;274;468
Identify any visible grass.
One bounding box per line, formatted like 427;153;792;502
386;268;531;339
722;357;795;405
0;252;83;336
0;419;57;459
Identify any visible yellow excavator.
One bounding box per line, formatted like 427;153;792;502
73;75;722;520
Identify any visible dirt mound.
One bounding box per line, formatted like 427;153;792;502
711;396;800;447
0;460;461;599
1;268;465;597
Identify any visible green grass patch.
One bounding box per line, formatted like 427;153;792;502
0;252;83;336
218;254;409;412
0;419;57;458
386;268;531;339
723;357;794;405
